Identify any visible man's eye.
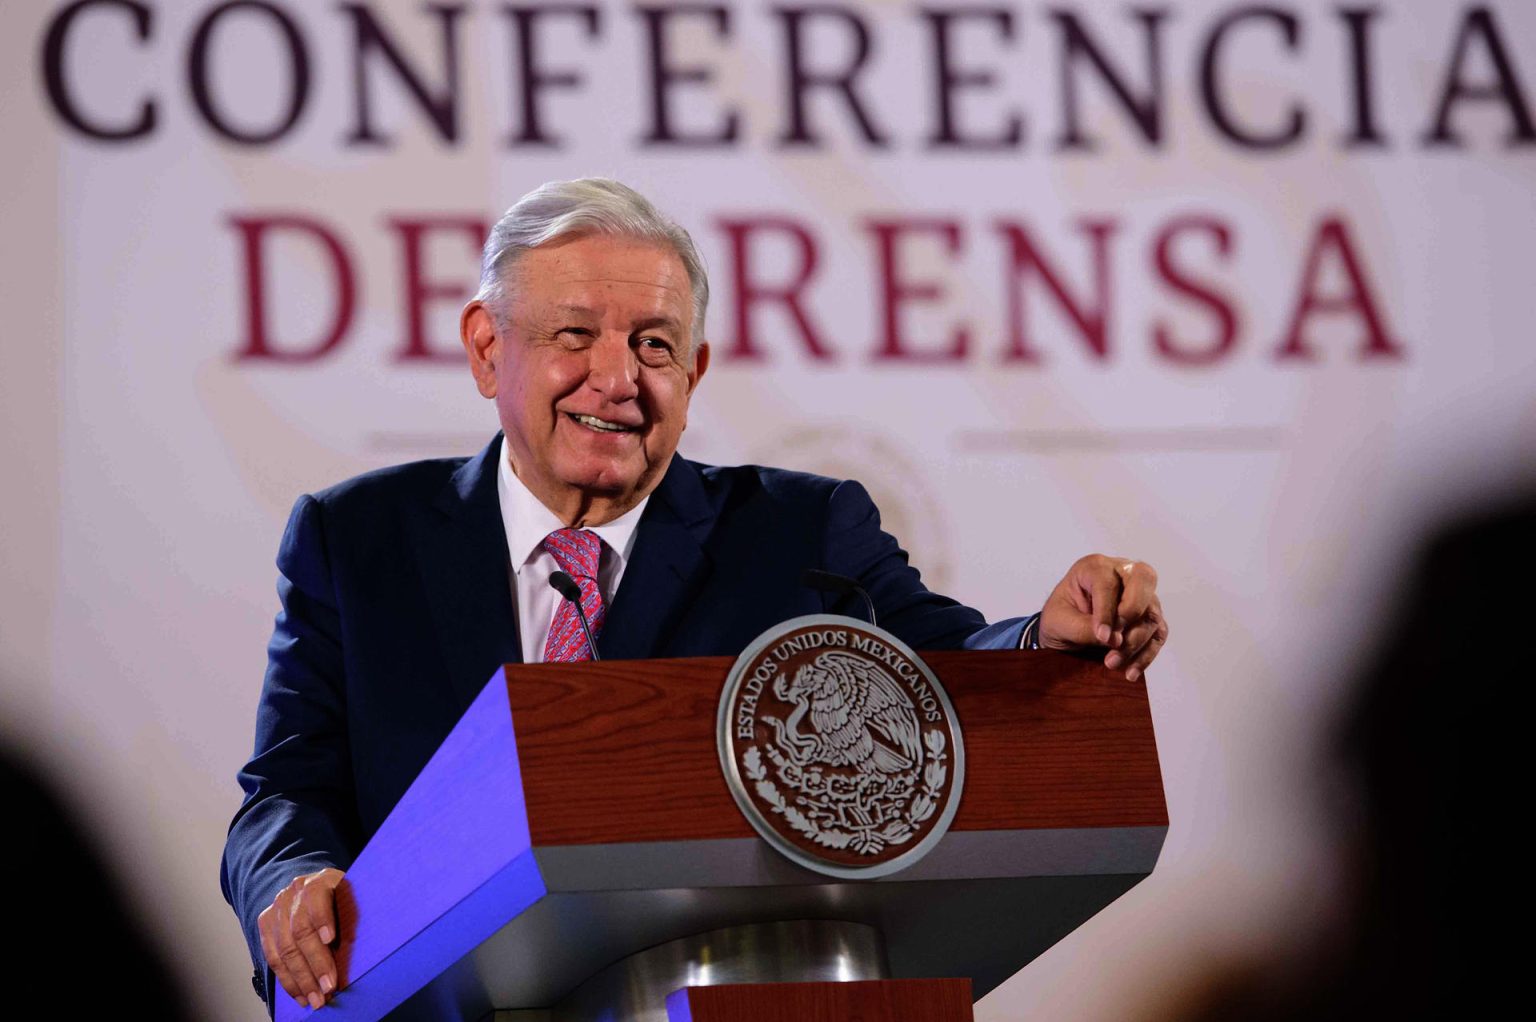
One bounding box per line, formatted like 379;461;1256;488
638;337;675;356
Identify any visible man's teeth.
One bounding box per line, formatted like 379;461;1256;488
571;413;635;433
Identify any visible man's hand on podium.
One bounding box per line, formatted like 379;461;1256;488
258;867;345;1011
1040;555;1168;682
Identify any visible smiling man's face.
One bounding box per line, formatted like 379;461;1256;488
462;232;709;524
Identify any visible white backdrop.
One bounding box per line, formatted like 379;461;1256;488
3;1;1533;1018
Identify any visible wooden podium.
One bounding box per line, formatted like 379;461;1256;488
274;649;1166;1022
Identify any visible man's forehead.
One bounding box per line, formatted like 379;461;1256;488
518;236;691;305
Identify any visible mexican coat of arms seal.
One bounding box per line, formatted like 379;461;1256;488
717;615;965;878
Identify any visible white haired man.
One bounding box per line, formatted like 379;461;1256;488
221;178;1169;1011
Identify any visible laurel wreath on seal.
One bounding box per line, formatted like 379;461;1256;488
743;730;949;857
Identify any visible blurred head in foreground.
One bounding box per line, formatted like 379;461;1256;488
1154;494;1526;1020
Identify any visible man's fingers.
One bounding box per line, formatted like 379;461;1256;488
277;937;325;1010
1104;606;1162;669
1123;627;1168;681
302;875;340;952
1081;559;1123;646
265;892;322;1007
289;893;337;1006
1114;562;1157;630
1105;609;1169;681
1039;600;1104;649
259;912;302;1003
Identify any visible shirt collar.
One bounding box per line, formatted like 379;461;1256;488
496;435;649;571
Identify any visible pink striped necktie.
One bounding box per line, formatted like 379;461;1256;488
542;528;607;662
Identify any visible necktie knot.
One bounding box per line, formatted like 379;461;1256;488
541;529;606;662
543;528;602;581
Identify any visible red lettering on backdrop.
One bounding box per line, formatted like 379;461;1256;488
717;217;833;362
1152;215;1240;365
1277;216;1403;361
222;208;1405;368
995;219;1116;363
230;215;355;362
867;219;967;362
390;217;488;362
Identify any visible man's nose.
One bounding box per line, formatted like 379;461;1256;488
586;334;640;402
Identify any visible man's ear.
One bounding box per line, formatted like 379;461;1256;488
460;302;500;398
687;340;711;395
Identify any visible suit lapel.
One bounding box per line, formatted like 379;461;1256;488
415;434;523;714
600;456;715;660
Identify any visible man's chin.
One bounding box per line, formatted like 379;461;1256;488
556;462;653;503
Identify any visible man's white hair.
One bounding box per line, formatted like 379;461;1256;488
475;177;709;349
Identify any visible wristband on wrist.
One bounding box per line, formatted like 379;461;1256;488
1021;613;1042;650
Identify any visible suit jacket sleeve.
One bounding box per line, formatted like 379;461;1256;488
821;479;1032;650
221;494;363;1002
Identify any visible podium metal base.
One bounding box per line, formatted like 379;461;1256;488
494;920;887;1022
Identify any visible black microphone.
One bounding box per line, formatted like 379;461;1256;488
801;569;878;628
547;570;602;661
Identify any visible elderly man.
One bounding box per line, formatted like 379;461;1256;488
221;178;1168;1012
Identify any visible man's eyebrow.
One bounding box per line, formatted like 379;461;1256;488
544;307;684;333
633;315;683;333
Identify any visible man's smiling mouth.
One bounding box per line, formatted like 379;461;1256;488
568;412;639;433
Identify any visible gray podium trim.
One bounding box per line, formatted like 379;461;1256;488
404;870;1155;1019
533;826;1166;892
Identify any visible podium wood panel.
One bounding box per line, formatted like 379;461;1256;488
507;649;1166;846
666;979;973;1022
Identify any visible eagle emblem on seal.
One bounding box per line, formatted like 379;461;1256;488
719;616;964;878
768;650;921;776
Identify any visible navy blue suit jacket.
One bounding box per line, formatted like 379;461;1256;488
221;435;1029;1000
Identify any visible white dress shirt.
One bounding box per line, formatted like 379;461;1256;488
496;437;648;663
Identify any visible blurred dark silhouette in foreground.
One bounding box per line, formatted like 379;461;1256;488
0;743;193;1018
1158;494;1528;1020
